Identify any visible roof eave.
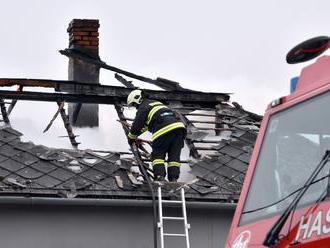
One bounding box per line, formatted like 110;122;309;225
0;196;236;210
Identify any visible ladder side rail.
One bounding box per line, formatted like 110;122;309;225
158;187;165;248
181;188;191;248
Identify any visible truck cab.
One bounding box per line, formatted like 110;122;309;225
225;38;330;247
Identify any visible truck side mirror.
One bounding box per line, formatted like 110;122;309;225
286;36;330;64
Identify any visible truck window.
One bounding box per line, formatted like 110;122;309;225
240;90;330;225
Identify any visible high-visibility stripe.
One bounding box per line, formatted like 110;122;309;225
168;161;181;167
147;105;167;125
152;159;165;166
149;101;163;106
152;122;185;141
141;125;148;133
128;132;137;139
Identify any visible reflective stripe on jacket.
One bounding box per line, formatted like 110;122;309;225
128;99;185;141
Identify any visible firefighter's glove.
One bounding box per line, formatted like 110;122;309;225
135;139;143;146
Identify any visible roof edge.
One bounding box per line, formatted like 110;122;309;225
0;196;236;210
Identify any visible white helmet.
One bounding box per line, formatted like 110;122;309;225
127;89;143;106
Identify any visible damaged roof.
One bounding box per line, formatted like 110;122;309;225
0;100;260;203
0;50;262;203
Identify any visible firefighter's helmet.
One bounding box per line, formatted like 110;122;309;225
127;89;143;106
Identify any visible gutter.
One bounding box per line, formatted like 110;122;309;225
0;196;236;210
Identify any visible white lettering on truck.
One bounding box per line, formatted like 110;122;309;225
306;211;322;239
322;209;330;234
295;209;330;242
295;214;312;241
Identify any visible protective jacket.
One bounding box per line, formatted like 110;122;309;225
128;99;185;141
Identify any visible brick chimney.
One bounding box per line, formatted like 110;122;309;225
67;19;100;127
67;19;99;58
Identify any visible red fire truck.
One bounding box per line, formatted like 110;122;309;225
225;36;330;248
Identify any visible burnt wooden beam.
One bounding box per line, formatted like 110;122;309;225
0;78;229;107
43;102;64;133
114;104;153;174
0;78;61;88
0;99;10;124
0;90;122;104
60;48;188;91
114;73;135;89
57;102;79;148
7;85;23;116
177;114;200;159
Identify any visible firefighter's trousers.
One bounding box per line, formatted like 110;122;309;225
151;128;185;181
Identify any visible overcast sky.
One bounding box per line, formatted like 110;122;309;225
1;0;330;151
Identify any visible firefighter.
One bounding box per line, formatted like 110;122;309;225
127;89;186;182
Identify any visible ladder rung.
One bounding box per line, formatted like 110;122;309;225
162;200;183;204
162;216;184;220
163;233;186;237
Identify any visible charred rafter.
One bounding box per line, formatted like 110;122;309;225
60;48;188;91
0;78;229;107
43;102;79;148
57;102;79;148
0;99;10;125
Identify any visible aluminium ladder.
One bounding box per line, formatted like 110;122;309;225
157;186;191;248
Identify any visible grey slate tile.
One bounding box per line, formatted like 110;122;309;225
239;131;257;144
0;145;21;157
0;154;8;163
0;129;20;143
80;169;107;182
29;146;51;157
0;159;25;172
214;154;233;166
12;152;39;166
59;176;92;190
16;167;43;179
197;160;222;172
49;168;75;181
219;145;243;158
3;127;22;137
237;153;250;164
93;161;119;175
30;161;57;173
226;159;247;173
88;183;109;191
35;175;62;188
189;165;210;178
9;141;35;151
0;168;11;178
215;165;240;179
99;177;120;190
